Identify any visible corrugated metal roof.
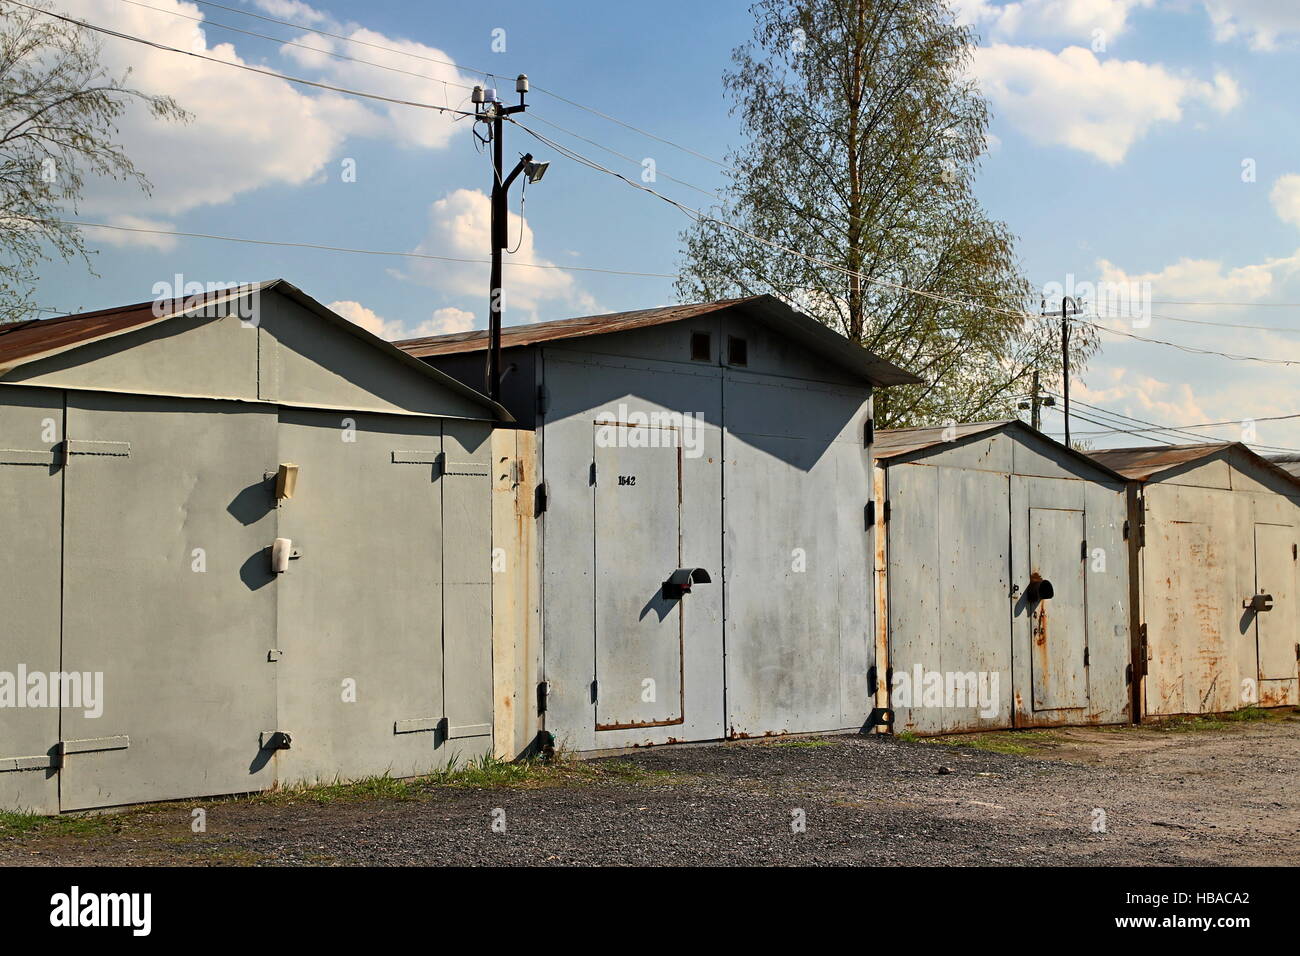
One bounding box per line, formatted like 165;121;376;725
1091;441;1300;490
1269;454;1300;479
872;420;1012;459
1088;443;1234;480
0;279;511;420
0;284;263;373
396;294;924;387
873;418;1128;481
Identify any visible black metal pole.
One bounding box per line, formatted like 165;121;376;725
1061;299;1070;448
488;111;504;402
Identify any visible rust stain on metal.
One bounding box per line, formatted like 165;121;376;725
595;716;686;731
1089;443;1234;481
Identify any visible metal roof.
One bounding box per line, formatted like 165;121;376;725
873;418;1128;481
1090;441;1300;489
396;294;924;387
1087;443;1235;481
872;420;1013;459
1269;454;1300;478
0;279;511;420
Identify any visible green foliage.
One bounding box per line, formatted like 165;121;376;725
0;0;188;321
677;0;1095;426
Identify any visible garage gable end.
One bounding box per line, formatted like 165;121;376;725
0;281;505;421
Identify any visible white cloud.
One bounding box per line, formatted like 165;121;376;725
956;0;1153;40
401;188;596;322
1202;1;1300;51
972;45;1240;164
1096;255;1283;304
1076;366;1211;434
251;0;330;25
59;0;469;218
328;301;478;341
413;307;476;336
279;27;470;149
1270;175;1300;228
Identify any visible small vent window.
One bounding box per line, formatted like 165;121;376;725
690;331;711;362
728;335;748;367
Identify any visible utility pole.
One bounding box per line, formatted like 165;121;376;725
1018;370;1055;431
473;75;548;402
1041;296;1083;447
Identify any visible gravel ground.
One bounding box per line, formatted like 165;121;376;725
3;714;1297;866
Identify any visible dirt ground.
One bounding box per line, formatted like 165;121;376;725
2;710;1297;866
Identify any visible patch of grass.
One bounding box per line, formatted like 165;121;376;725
895;731;921;744
931;730;1061;755
0;809;119;838
1155;707;1277;733
766;739;836;749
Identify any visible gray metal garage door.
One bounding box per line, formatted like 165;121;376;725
0;387;64;814
593;421;683;731
58;393;279;811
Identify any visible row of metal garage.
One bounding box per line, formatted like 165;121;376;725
1;283;1296;812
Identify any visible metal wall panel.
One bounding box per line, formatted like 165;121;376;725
441;420;494;743
593;424;683;729
59;393;278;810
274;410;460;785
1027;508;1088;711
1141;483;1245;716
1254;524;1296;680
489;428;542;758
721;372;872;737
0;386;64;813
886;463;940;734
886;459;1012;734
540;350;724;752
886;430;1130;734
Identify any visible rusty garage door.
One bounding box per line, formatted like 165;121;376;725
593;421;683;731
1026;508;1089;711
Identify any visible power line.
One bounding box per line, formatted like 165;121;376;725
10;1;477;117
111;0;479;95
181;0;734;170
1075;316;1300;366
37;218;678;278
1045;392;1300;453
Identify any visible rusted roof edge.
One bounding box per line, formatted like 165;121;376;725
874;418;1130;483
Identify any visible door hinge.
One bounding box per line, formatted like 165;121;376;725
1081;539;1088;560
1123;520;1130;541
537;681;549;715
590;679;598;703
865;500;875;528
1293;543;1297;560
536;385;548;416
534;481;548;515
1084;646;1090;667
867;665;878;695
864;418;874;447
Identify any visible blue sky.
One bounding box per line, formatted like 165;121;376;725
29;0;1300;450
